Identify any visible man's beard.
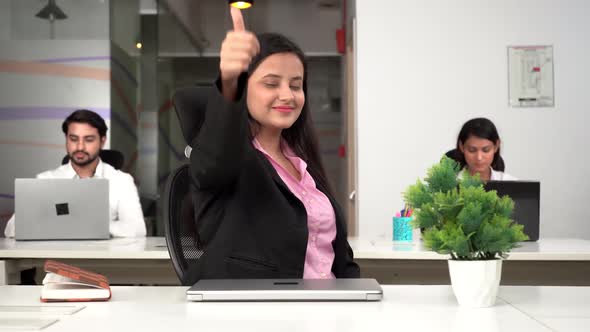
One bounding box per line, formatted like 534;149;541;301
69;151;99;167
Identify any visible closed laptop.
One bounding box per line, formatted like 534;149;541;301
186;278;383;302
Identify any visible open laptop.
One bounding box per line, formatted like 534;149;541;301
484;180;540;241
15;179;110;240
186;278;383;302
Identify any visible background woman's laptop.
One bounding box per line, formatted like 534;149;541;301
15;179;110;240
484;180;540;241
186;278;383;302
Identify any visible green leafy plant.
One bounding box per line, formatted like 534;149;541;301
404;157;528;260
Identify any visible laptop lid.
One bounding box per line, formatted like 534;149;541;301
15;179;110;240
484;180;540;241
186;278;383;302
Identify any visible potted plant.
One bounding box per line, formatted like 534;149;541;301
404;157;528;307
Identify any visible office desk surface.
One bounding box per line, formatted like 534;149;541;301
1;237;590;261
0;237;169;259
2;238;590;286
349;237;590;261
0;285;587;332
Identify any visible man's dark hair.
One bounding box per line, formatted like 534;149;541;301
61;109;108;138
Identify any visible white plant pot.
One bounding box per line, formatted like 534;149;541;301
448;259;502;308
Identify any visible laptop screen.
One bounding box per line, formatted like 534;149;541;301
484;180;540;241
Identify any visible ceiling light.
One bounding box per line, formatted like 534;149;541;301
36;0;67;20
229;1;253;9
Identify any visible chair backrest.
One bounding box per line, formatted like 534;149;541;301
163;164;203;285
62;149;125;170
171;85;212;145
445;148;505;172
163;85;212;285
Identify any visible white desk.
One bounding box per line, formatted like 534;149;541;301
1;237;589;285
0;285;587;332
0;237;168;259
348;237;590;285
0;238;174;285
349;237;590;260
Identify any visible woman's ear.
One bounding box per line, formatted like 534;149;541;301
459;142;464;153
494;139;500;153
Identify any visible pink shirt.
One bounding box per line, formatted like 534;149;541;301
253;139;337;279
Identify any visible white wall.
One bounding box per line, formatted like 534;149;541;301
356;0;590;239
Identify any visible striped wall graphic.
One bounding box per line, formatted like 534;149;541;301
0;106;110;121
0;60;110;80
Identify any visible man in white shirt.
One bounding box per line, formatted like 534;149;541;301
4;109;146;238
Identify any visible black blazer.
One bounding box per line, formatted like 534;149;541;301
183;80;360;284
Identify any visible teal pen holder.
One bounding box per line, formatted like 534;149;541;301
393;217;413;242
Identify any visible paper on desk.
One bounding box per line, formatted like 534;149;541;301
0;318;58;330
0;305;84;315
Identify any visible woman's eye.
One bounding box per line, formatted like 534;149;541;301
290;85;302;91
264;82;279;88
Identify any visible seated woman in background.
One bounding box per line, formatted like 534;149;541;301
452;117;516;181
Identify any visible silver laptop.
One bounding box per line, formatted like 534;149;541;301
186;278;383;302
15;178;110;240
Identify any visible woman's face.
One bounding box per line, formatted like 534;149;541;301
246;52;305;132
460;135;499;174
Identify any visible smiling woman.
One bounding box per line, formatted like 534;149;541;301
177;7;359;284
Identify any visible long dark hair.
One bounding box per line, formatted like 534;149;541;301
246;33;333;196
455;117;505;171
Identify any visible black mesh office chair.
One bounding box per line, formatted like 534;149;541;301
162;164;203;285
163;85;212;285
445;148;505;172
62;149;125;170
